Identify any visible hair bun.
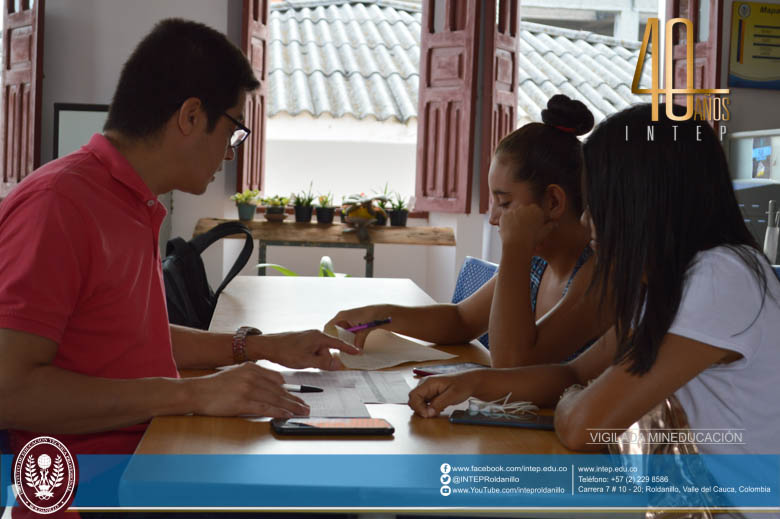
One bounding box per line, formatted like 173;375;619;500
541;94;594;136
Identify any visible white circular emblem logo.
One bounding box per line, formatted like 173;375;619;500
738;4;751;18
13;436;77;514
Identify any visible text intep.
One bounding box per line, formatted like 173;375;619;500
625;124;728;142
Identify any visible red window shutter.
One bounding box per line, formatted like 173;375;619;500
479;0;519;214
2;0;44;187
238;0;268;192
415;0;481;213
667;0;723;93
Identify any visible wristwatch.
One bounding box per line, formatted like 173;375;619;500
232;326;262;364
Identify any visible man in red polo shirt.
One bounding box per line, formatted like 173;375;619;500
0;18;358;457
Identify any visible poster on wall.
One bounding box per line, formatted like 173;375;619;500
752;137;773;177
728;2;780;89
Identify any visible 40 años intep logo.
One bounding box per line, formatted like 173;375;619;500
632;17;730;124
13;436;77;514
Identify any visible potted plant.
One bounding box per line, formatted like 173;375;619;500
341;193;388;224
231;189;260;221
388;192;409;226
372;183;393;226
339;196;348;223
292;182;315;223
261;195;289;222
257;255;347;277
341;193;389;241
315;192;336;224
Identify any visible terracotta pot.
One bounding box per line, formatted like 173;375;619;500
264;205;286;222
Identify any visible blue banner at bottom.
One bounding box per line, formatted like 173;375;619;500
2;454;779;510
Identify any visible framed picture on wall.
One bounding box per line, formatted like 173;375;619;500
753;136;773;178
728;2;780;89
53;103;109;158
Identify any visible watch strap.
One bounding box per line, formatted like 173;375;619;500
232;326;261;364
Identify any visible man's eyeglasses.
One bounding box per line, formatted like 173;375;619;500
222;112;251;149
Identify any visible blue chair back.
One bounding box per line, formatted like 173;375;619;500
452;256;498;348
774;265;780;281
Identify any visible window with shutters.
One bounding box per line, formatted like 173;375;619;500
254;1;518;215
663;0;724;137
414;0;518;214
237;0;268;193
667;0;723;101
413;0;480;214
257;0;716;221
257;1;421;208
1;0;44;199
479;0;519;214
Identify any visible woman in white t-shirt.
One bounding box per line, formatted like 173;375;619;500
408;103;780;457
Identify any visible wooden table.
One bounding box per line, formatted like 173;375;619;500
124;277;574;511
138;277;571;455
194;218;456;277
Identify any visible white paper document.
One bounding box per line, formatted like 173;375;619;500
336;329;456;370
282;370;412;404
295;387;369;418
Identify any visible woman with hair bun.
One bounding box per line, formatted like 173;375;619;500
327;95;612;367
409;103;780;468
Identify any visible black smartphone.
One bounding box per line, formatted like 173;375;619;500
412;362;486;377
449;410;554;430
271;417;395;436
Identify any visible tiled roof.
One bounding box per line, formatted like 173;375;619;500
515;23;650;124
268;0;649;125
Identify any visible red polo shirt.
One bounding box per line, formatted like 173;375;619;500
0;134;179;455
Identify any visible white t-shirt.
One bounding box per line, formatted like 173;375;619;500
670;246;780;455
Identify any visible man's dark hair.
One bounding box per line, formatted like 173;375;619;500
583;103;770;375
104;18;260;138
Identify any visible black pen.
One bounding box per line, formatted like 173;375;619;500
283;384;323;393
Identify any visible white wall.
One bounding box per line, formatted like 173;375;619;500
37;0;780;308
41;0;239;164
223;112;471;303
41;0;242;289
39;0;468;305
264;113;417;201
224;109;488;302
225;112;449;301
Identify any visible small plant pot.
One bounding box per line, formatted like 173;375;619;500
374;210;388;226
316;207;335;224
294;205;313;223
264;206;287;222
237;203;257;221
389;209;409;227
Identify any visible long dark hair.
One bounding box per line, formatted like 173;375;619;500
494;95;594;214
583;104;770;375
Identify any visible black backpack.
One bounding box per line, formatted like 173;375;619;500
162;221;254;330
